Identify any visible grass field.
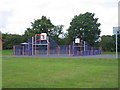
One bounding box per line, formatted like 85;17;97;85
2;50;13;55
2;49;117;56
102;52;116;54
2;57;118;88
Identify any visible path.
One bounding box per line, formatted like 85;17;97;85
1;54;119;59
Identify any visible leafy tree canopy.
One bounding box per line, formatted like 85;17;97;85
67;12;101;46
2;33;24;49
24;16;55;39
99;35;115;52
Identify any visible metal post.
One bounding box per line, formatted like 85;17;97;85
69;45;70;56
58;46;60;56
116;32;118;59
72;42;74;56
28;42;30;56
72;45;74;55
47;41;50;56
47;42;48;56
22;46;24;55
35;35;36;56
84;41;85;51
13;46;15;55
32;37;34;56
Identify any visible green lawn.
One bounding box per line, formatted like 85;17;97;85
102;52;116;54
2;57;118;88
2;49;117;55
2;50;13;55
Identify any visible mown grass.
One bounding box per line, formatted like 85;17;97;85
102;52;116;54
2;57;118;88
2;49;117;55
2;50;13;55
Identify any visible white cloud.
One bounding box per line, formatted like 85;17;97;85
0;0;118;36
0;10;13;28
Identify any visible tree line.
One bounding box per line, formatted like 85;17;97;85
2;12;120;52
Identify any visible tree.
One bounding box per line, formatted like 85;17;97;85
50;25;64;45
99;35;115;52
24;16;55;40
112;34;120;52
2;33;24;49
23;16;65;44
67;12;101;46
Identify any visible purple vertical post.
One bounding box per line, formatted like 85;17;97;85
28;42;30;56
72;45;74;55
68;45;71;56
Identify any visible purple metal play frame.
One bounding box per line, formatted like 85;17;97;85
13;34;102;56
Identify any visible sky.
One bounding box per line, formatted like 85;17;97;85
0;0;118;36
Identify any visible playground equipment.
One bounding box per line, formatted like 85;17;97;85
73;38;102;56
13;33;102;56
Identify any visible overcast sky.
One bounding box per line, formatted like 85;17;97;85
0;0;118;35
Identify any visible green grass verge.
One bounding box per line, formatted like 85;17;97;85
2;50;13;55
2;49;117;55
102;52;116;54
2;57;118;88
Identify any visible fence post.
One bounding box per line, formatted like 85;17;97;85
34;35;37;56
13;46;15;55
69;45;71;56
32;37;34;56
84;41;86;51
72;45;74;56
28;42;30;55
58;46;60;56
47;42;50;56
22;46;24;55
